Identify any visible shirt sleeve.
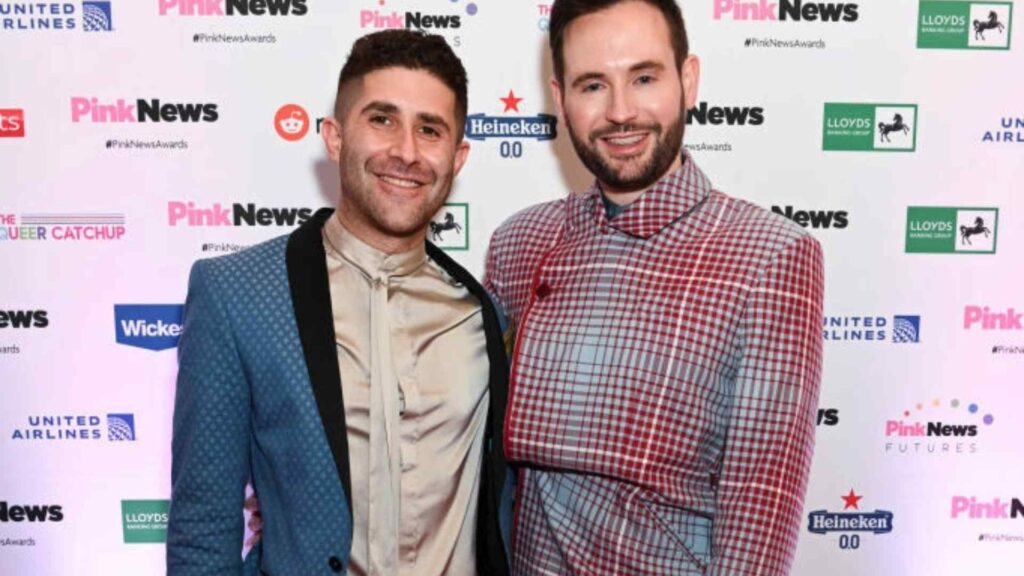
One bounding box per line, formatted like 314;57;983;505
708;233;824;575
167;259;251;576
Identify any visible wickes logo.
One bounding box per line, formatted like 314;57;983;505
167;201;314;227
686;102;764;126
0;310;48;329
772;205;848;229
115;304;183;352
159;0;308;16
0;502;64;523
713;0;859;22
70;98;219;123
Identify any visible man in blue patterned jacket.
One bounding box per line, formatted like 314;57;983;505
168;30;510;576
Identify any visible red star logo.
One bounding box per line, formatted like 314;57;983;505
500;89;523;113
841;489;863;510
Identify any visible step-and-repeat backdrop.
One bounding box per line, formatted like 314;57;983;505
1;1;1022;574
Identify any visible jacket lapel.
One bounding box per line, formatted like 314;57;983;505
426;242;510;574
286;208;353;514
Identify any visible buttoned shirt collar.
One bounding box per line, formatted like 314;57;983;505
323;214;427;279
570;151;712;239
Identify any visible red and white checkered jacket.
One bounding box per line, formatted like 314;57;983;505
485;154;824;575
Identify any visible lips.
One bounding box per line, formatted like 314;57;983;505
373;170;433;194
599;131;650;157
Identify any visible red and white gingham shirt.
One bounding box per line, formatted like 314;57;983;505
485;154;824;575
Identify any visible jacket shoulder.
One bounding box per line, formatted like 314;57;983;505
490;198;567;248
192;234;290;282
714;192;821;258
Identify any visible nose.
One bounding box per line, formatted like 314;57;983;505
605;84;638;125
388;125;419;166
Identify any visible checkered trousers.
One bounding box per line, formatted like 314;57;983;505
484;155;824;575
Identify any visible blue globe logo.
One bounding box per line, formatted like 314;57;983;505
108;414;136;441
83;2;113;32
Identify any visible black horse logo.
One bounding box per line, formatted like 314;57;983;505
878;113;911;143
974;11;1005;41
429;211;463;241
960;217;991;245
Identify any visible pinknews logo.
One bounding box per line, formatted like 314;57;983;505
964;306;1022;331
951;497;1023;520
158;0;307;16
167;201;314;227
712;0;859;22
883;398;995;456
70;98;218;123
360;0;477;30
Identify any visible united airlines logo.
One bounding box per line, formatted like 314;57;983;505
892;315;921;343
10;413;136;442
114;304;183;351
107;413;136;441
823;314;921;343
0;1;113;33
82;1;113;31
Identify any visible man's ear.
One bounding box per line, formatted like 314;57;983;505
549;75;566;122
321;116;343;163
681;55;701;112
452;139;471;178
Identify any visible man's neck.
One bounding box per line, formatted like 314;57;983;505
334;210;425;255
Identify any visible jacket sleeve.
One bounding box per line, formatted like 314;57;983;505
708;234;824;576
167;259;251;575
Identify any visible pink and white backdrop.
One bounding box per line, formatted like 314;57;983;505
1;1;1022;574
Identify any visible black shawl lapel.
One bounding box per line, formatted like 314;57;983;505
286;208;353;514
426;242;511;575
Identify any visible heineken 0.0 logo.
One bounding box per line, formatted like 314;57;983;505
918;1;1013;50
906;207;998;254
823;103;918;152
121;500;169;544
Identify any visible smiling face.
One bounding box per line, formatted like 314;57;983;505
552;1;699;204
321;66;469;253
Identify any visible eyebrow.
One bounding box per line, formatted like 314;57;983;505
360;100;452;134
570;60;667;89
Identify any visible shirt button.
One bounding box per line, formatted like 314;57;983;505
328;556;343;572
535;283;552;300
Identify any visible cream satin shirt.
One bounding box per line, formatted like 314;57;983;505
323;215;489;576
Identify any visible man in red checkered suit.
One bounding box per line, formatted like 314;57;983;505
484;1;825;574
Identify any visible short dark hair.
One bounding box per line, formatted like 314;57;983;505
335;30;468;136
549;0;689;84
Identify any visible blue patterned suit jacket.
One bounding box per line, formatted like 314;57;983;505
167;209;511;576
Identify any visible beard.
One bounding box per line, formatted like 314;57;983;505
565;107;686;193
